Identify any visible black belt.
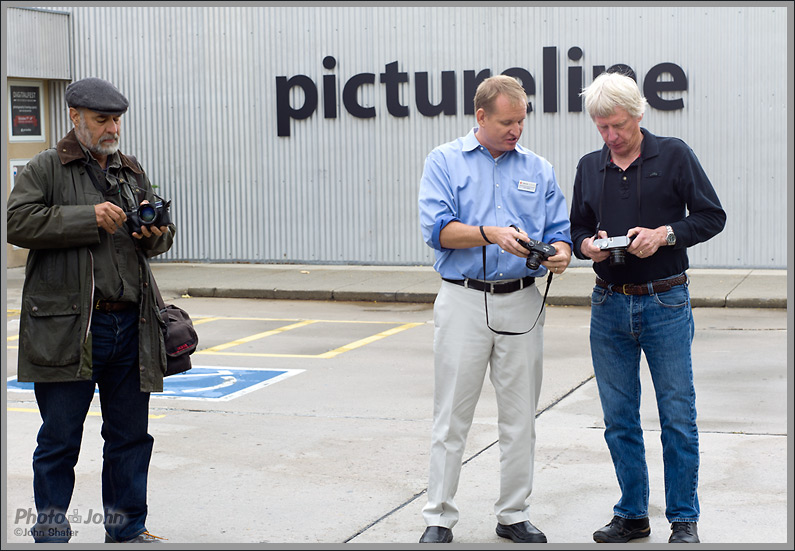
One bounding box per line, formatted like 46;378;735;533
443;276;535;294
595;274;687;296
95;300;137;312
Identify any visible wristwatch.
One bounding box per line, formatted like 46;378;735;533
665;225;676;246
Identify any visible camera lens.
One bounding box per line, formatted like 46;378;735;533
526;253;542;271
610;248;626;266
138;204;158;225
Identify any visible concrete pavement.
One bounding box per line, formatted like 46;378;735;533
3;264;792;547
148;263;787;308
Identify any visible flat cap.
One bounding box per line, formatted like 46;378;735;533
65;77;129;115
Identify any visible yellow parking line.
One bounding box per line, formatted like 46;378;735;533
192;317;220;325
7;407;165;419
192;316;398;324
317;322;424;359
8;315;425;359
7;309;20;341
197;320;318;353
199;351;329;358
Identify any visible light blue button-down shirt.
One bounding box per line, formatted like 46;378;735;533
419;128;572;280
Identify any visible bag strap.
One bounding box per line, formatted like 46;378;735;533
143;258;166;311
81;159;109;195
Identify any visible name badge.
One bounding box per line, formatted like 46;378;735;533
518;180;537;192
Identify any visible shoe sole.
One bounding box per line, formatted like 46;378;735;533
419;531;453;543
495;525;547;543
419;536;452;543
593;527;651;543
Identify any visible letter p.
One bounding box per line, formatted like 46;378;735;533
275;75;318;137
15;508;34;523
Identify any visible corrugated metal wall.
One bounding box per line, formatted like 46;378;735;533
32;5;789;267
5;7;71;80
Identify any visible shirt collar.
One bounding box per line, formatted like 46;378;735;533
463;127;482;152
463;127;529;158
599;127;660;169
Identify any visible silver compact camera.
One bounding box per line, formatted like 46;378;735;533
593;235;632;266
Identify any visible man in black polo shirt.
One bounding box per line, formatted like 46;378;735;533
569;71;725;544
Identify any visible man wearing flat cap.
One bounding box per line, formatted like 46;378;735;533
7;77;174;543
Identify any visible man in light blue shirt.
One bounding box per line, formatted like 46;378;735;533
417;75;572;544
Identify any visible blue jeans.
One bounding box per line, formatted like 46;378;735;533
32;309;153;543
589;274;699;523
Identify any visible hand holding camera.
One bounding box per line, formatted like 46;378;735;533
126;198;172;237
593;235;632;266
94;202;128;235
510;224;557;270
588;226;668;265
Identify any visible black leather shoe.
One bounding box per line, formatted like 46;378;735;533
669;522;699;543
105;531;166;543
496;521;547;543
419;526;453;543
593;516;650;543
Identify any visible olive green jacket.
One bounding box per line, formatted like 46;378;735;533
6;129;175;392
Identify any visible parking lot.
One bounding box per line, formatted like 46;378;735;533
5;295;790;545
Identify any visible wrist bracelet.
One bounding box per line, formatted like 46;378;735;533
479;225;493;245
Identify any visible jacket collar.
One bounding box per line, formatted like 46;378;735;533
55;129;143;174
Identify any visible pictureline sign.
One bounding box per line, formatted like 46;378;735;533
275;47;688;136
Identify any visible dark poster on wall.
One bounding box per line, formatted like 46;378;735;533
10;85;42;138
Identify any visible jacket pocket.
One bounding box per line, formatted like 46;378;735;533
21;293;83;366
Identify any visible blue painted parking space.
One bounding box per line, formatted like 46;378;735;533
6;366;303;402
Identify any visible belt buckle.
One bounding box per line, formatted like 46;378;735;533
622;284;631;295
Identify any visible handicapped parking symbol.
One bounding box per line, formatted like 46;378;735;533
157;366;303;401
160;368;238;396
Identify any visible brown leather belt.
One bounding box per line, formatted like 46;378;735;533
95;300;137;312
443;276;535;294
595;274;687;296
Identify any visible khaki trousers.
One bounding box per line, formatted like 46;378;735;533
422;280;544;528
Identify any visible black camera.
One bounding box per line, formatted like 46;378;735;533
510;225;556;270
126;200;172;234
515;238;556;271
593;235;631;266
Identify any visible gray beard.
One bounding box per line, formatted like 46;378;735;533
93;140;120;156
75;121;120;157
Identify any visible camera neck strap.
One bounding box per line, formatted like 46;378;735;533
481;245;553;336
